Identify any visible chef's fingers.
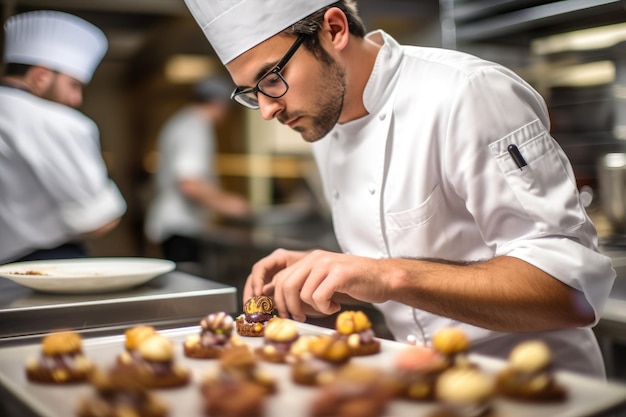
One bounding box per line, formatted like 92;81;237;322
247;253;285;296
298;258;336;315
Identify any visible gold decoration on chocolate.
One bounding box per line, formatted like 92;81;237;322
243;295;275;315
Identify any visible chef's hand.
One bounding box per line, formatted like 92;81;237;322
245;249;391;322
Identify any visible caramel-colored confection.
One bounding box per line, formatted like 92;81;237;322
236;296;276;337
76;367;169;417
203;345;277;395
429;367;496;417
291;335;352;386
184;312;243;359
125;325;158;351
26;331;95;384
432;327;472;367
394;345;450;401
310;365;398;417
41;331;83;356
334;311;380;356
496;340;566;402
201;379;266;417
119;335;190;389
255;317;300;363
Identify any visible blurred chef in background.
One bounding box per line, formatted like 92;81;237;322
145;76;251;263
0;11;126;264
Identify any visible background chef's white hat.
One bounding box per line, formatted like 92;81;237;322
184;0;337;64
4;10;108;84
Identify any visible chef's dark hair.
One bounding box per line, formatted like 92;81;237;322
287;0;365;62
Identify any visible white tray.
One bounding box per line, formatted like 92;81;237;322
0;322;624;417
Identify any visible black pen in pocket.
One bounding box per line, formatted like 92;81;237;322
507;144;527;170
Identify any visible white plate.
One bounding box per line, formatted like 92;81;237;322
0;257;175;294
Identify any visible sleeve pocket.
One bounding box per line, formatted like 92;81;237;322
489;120;585;233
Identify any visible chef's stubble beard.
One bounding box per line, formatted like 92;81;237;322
299;53;346;142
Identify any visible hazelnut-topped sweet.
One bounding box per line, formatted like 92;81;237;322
430;367;496;417
432;327;471;367
118;334;190;388
236;295;276;337
119;325;159;365
291;334;352;386
310;365;399;417
184;312;244;359
394;345;449;401
255;317;300;363
26;331;95;384
334;311;380;356
202;345;277;395
76;367;168;417
496;340;566;402
125;325;157;351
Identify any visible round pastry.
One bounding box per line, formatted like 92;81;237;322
255;317;300;363
117;325;159;365
309;365;398;417
184;312;244;359
26;331;95;384
236;295;276;337
394;344;449;401
118;334;190;389
291;334;351;386
432;327;472;367
76;367;168;417
201;378;266;417
125;325;158;351
202;345;277;395
430;367;496;417
496;340;566;402
334;310;380;356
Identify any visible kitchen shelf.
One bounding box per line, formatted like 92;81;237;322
442;0;626;47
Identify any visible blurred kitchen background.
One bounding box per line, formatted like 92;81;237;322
2;0;626;380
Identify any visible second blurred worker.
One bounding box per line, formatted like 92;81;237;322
145;76;251;263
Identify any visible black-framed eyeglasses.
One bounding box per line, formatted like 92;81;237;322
231;34;306;109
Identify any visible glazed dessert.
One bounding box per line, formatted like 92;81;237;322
496;340;566;402
26;331;95;384
286;334;320;363
202;345;277;395
118;325;158;364
291;334;352;386
76;367;169;417
309;364;399;417
201;378;266;417
429;367;496;417
334;310;380;356
236;295;276;337
117;334;190;389
184;312;244;359
432;327;472;368
255;317;300;363
393;344;449;401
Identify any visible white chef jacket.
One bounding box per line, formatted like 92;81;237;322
0;86;126;264
312;31;616;377
145;107;218;243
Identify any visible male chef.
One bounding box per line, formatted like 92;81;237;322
183;0;616;376
0;11;126;264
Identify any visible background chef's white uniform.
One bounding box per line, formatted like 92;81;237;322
0;86;126;264
145;107;218;244
312;31;616;377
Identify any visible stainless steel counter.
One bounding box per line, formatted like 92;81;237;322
0;271;237;344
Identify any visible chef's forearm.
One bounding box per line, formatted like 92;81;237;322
385;256;595;333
